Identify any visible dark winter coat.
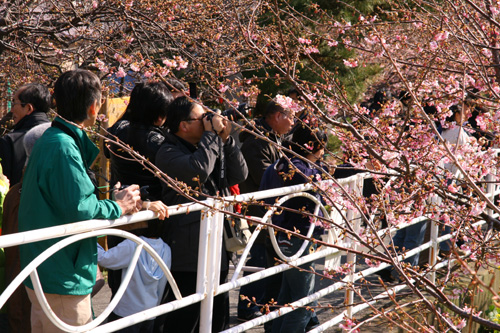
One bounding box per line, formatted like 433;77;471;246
155;131;248;272
104;119;165;200
0;112;49;185
238;118;285;195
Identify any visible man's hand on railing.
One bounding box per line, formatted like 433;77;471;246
143;200;169;220
113;182;142;216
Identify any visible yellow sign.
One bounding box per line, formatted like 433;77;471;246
106;97;129;126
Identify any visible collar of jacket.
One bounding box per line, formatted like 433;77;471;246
240;117;280;144
259;118;283;145
53;117;100;166
13;111;49;131
165;131;198;152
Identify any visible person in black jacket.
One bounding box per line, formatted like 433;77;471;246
105;81;173;201
155;97;248;333
0;83;51;186
237;99;294;322
104;81;173;301
239;100;294;195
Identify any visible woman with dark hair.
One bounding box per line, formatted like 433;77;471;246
260;125;328;333
105;81;173;200
104;81;173;299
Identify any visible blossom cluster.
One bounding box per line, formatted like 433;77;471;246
274;94;302;114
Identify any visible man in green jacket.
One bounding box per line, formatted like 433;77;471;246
18;69;142;332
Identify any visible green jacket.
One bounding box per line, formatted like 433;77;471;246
19;118;121;295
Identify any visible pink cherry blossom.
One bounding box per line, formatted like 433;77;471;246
434;31;449;41
456;319;466;329
304;46;319;54
174;56;188;69
447;183;458;193
115;67;126;78
96;114;108;122
219;84;229;93
298;37;312;45
274;94;301;113
163;59;177;68
130;63;140;72
343;59;358;68
339;318;359;332
364;258;380;267
475;115;486;130
95;58;109;73
158;68;170;77
481;48;492;58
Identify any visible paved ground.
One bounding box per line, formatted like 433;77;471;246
92;257;398;332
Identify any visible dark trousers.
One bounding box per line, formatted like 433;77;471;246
263;238;284;333
272;238;316;333
263;236;319;332
237;242;267;316
392;220;429;266
154;270;229;333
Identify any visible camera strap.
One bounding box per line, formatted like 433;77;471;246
218;136;227;191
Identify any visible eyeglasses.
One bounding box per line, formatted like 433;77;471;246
184;117;203;122
279;111;294;120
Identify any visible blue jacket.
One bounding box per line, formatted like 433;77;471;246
260;157;324;237
98;237;171;318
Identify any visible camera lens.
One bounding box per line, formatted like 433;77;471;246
203;112;213;121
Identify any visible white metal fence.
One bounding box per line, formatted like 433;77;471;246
0;171;498;332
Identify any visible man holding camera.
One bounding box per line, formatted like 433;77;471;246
155;96;248;332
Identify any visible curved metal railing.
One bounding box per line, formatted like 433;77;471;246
0;168;498;332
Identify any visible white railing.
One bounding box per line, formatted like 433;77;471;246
1;170;499;332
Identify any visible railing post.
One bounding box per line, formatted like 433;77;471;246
199;199;224;333
428;194;441;284
486;173;495;217
344;176;363;320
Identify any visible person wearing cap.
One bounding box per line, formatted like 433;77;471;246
260;125;328;332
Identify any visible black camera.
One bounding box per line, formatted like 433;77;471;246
204;103;251;122
118;185;150;201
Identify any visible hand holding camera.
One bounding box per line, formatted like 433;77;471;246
203;110;231;142
113;182;142;216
